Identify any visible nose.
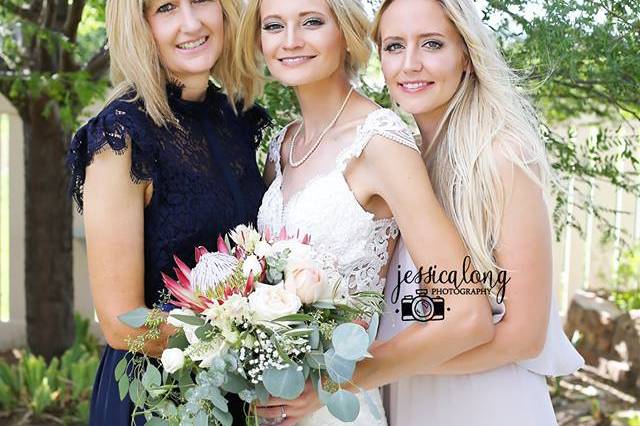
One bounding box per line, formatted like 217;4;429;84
402;45;423;73
283;25;304;50
179;3;203;34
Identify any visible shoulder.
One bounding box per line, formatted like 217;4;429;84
358;108;419;154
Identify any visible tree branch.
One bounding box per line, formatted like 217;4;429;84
84;45;110;81
63;0;86;41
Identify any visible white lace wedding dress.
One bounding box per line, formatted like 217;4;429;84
257;108;419;426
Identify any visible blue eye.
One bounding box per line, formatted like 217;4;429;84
383;42;404;52
422;40;443;50
303;17;324;27
262;21;283;31
157;3;176;13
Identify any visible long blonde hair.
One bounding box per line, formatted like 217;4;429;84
106;0;243;126
236;0;372;108
373;0;552;280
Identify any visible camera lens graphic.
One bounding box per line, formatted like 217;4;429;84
412;295;435;322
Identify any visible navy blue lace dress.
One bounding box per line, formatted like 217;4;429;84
68;82;270;425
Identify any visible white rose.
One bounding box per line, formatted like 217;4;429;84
202;302;222;323
271;239;311;261
283;258;330;304
242;255;263;278
248;283;302;322
160;348;185;374
167;308;196;328
223;293;251;322
254;241;273;258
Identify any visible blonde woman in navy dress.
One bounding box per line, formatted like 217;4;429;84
68;1;270;424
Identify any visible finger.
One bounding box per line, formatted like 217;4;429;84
279;417;300;426
254;405;284;419
352;319;369;330
258;397;290;407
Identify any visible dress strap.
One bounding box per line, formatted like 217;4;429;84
336;108;419;172
268;122;297;179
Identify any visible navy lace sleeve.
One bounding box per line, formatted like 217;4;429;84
67;97;156;213
240;103;271;149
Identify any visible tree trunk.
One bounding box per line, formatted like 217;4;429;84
22;96;74;360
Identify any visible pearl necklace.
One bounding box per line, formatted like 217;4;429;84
288;87;355;168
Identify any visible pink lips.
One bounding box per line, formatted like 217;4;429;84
398;80;434;93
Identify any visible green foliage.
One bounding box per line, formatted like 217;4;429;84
610;243;640;311
0;314;100;424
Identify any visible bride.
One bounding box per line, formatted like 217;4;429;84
236;0;504;424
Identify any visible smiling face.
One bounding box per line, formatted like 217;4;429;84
145;0;224;83
378;0;468;119
259;0;347;87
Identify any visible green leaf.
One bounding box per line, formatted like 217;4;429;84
324;349;355;384
129;378;146;408
212;407;233;426
326;390;360;422
170;314;205;327
118;375;130;401
114;357;128;381
167;332;189;349
195;323;214;340
367;313;379;344
274;313;314;322
332;323;370;361
221;373;249;393
118;307;151;328
142;364;162;390
262;365;305;400
305;352;326;369
313;302;336;309
146;418;169;426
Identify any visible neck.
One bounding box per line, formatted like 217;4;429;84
414;106;447;155
294;73;352;138
175;73;210;102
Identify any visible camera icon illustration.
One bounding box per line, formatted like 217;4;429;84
401;289;446;322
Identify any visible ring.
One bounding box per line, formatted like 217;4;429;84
281;406;287;419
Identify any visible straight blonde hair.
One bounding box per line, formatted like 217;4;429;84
373;0;553;287
106;0;244;127
236;0;372;108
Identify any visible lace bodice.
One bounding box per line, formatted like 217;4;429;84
257;108;419;295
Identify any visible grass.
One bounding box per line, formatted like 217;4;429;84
1;113;9;322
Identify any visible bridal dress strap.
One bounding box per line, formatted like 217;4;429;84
336;108;419;173
267;123;296;180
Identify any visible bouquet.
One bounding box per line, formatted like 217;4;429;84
116;225;384;425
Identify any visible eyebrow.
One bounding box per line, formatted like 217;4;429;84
382;32;446;43
262;11;326;21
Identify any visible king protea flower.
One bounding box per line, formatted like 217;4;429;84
163;246;256;312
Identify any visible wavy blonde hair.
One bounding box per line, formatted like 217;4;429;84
106;0;243;126
373;0;552;282
236;0;372;108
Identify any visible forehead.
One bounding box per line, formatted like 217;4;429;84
379;0;457;39
260;0;333;18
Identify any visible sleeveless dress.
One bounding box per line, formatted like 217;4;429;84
67;82;270;425
257;108;420;426
379;236;585;425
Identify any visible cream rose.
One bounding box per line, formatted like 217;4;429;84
283;258;330;304
160;348;185;374
271;239;311;261
248;283;302;321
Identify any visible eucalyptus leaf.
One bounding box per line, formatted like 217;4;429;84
332;323;369;361
118;375;129;401
367;313;379;345
262;365;305;399
171;314;205;327
221;372;249;393
326;390;360;422
324;349;355;384
142;364;162;390
118;307;151;328
114;357;128;381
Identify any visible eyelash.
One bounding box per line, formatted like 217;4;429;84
262;17;324;32
383;40;443;52
157;0;210;14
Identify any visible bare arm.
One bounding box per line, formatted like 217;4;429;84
348;136;496;389
83;140;175;357
424;155;552;375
